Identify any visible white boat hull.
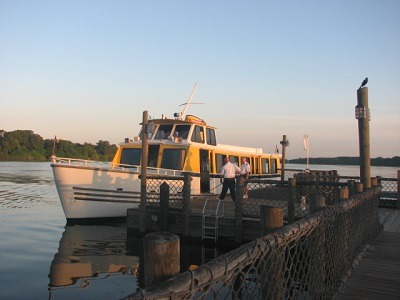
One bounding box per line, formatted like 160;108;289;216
52;164;142;219
51;162;208;220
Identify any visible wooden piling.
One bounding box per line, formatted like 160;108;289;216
140;110;149;233
260;206;283;235
340;187;349;200
371;177;378;187
143;232;180;288
288;178;296;223
357;87;371;189
159;182;169;231
356;182;364;194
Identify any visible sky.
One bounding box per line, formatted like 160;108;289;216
1;1;399;159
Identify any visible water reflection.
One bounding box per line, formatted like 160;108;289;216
48;224;138;299
48;224;224;298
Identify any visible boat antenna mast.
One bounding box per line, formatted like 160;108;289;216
175;83;203;120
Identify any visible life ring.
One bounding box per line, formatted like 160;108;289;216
185;115;206;125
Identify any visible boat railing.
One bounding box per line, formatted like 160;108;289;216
50;156;182;176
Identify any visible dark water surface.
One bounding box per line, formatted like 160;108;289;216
0;162;217;300
0;162;398;299
0;162;141;299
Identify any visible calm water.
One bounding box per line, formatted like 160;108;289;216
0;162;398;299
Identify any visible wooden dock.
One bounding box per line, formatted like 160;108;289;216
127;194;289;242
336;208;400;299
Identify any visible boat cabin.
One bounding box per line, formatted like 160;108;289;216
112;114;281;194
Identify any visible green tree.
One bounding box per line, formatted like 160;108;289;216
95;140;117;161
0;130;45;160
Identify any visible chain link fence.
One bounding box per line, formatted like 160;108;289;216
245;180;289;219
379;177;398;208
146;177;184;210
285;169;398;209
245;171;342;221
127;187;382;300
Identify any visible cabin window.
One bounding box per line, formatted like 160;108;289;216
271;159;277;173
161;149;186;170
138;128;155;139
215;153;227;172
261;158;270;174
253;157;260;174
155;124;173;140
120;148;142;166
148;145;159;168
230;156;239;166
191;125;205;143
206;128;216;145
173;125;191;139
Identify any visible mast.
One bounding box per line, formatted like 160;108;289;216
179;83;198;120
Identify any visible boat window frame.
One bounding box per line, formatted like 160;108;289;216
120;148;142;166
154;124;174;140
173;124;191;140
261;158;270;174
215;153;227;173
271;158;277;173
160;148;186;170
206;128;216;145
191;125;205;143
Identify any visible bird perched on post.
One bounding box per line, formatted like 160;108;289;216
360;77;368;89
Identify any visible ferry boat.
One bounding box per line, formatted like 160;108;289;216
51;87;282;220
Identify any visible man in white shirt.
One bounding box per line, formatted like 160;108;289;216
240;157;251;198
219;156;241;201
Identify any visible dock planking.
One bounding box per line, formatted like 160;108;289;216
336;209;400;300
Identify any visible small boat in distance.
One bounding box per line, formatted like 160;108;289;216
51;86;282;221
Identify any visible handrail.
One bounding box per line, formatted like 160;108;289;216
50;156;183;176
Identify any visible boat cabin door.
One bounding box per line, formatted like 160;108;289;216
200;149;210;193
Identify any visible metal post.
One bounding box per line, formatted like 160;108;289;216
356;87;371;189
280;135;288;182
182;172;191;237
397;170;400;210
234;176;244;244
288;178;296;223
140;110;149;232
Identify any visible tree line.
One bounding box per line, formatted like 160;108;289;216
0;130;117;161
288;156;400;167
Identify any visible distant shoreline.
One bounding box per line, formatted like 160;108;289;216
287;156;400;167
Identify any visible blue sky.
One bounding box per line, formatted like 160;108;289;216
1;0;399;159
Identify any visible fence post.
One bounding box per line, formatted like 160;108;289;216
288;178;296;223
235;176;244;244
371;177;378;187
159;182;169;231
143;232;180;288
356;182;364;193
260;206;283;235
347;180;356;197
280;135;288;182
311;194;325;213
340;187;349;200
182;173;191;237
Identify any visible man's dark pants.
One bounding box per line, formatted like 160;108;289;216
219;178;236;201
